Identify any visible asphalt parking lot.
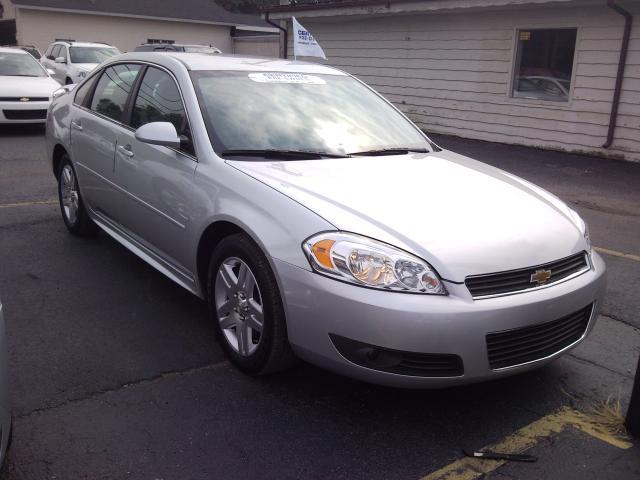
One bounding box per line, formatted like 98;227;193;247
0;125;639;479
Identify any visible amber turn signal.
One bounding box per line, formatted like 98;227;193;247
311;239;335;269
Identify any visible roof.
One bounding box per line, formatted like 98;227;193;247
264;0;595;17
0;46;30;54
112;51;347;75
52;41;116;48
11;0;272;28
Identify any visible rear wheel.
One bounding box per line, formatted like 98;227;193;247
57;155;97;236
208;233;295;375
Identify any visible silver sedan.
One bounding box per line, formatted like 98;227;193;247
45;53;606;387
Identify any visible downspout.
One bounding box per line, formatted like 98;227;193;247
264;12;288;59
603;0;633;148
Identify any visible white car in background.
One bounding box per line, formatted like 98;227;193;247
42;41;120;85
0;47;61;124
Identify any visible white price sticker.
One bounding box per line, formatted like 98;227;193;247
248;72;326;84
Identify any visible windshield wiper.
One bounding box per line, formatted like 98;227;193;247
348;147;431;156
221;149;350;160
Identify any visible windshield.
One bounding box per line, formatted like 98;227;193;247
0;52;47;77
191;71;431;156
69;47;119;64
183;46;220;55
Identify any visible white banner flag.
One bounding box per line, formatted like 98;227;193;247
292;16;327;60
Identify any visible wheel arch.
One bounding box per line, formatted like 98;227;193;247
196;220;246;298
52;144;68;178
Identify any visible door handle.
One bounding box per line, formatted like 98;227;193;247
117;144;134;158
71;120;83;131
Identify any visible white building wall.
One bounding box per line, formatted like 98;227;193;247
288;4;640;162
15;8;233;53
232;35;280;57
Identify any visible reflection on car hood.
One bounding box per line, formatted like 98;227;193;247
0;76;60;97
230;150;587;282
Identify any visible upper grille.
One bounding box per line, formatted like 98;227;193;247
3;109;47;120
465;252;589;298
0;97;49;102
486;304;593;369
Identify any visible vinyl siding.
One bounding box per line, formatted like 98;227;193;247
288;4;640;162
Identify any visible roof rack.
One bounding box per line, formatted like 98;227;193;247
55;38;75;43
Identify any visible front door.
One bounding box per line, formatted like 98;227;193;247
115;66;197;274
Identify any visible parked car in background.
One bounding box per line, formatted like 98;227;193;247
42;41;120;85
134;43;221;54
514;76;571;101
2;45;43;60
45;53;605;388
0;301;12;466
0;47;61;124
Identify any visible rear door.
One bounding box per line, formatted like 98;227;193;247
115;65;197;273
70;63;142;222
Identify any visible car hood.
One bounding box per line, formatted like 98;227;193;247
0;76;60;97
229;150;587;282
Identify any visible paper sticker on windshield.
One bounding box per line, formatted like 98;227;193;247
248;72;326;84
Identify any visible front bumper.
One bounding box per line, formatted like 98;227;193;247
0;100;50;124
275;251;607;388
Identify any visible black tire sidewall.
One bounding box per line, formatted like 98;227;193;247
57;155;95;236
207;234;283;375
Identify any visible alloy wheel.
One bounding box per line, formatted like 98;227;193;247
214;257;264;356
60;164;79;225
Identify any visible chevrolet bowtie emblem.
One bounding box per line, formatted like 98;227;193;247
19;97;30;102
530;269;552;285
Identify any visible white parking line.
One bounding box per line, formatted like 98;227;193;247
0;199;57;209
594;247;640;262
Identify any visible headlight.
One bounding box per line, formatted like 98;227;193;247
568;209;591;251
78;71;87;79
303;232;447;295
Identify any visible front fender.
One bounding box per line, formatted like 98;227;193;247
190;161;334;280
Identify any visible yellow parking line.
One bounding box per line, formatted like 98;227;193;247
420;407;632;480
0;200;57;209
594;247;640;262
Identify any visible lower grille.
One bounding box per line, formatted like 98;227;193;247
486;304;593;369
330;334;464;377
3;109;47;120
466;252;589;298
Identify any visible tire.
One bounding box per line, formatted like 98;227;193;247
208;233;295;375
57;155;98;236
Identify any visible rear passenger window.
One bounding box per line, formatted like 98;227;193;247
90;64;141;122
131;67;193;155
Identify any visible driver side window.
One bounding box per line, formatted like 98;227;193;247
50;45;61;60
131;67;194;156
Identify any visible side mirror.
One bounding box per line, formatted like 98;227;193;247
46;68;56;76
135;122;180;149
55;56;66;64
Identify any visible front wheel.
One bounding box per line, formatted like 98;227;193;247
208;233;295;375
57;155;97;236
